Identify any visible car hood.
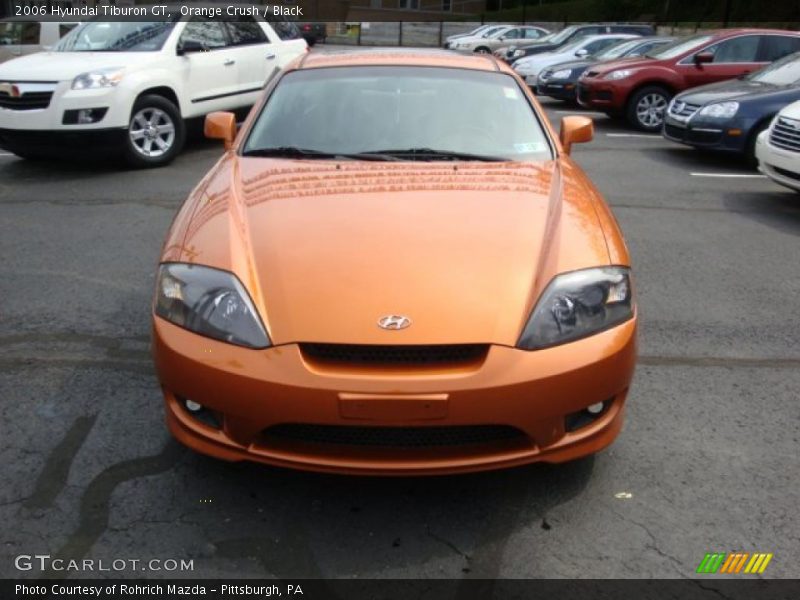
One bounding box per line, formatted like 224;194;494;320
0;51;158;81
675;78;790;104
587;56;659;75
166;158;612;346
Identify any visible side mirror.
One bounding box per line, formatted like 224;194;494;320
559;115;593;155
177;39;206;56
204;111;237;150
498;36;506;41
694;51;714;65
575;48;589;57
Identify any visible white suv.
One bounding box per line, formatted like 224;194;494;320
0;15;307;167
756;100;800;192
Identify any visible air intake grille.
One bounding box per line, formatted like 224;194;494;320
668;100;702;119
0;90;53;111
769;117;800;152
262;423;528;448
300;343;488;366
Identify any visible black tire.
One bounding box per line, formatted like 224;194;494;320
122;94;185;168
474;46;491;54
626;85;672;132
745;119;770;168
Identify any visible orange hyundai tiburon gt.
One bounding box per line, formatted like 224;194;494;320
152;51;637;475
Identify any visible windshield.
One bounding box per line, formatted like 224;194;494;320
556;37;591;55
549;26;579;46
748;51;800;84
55;21;176;52
594;38;643;60
645;34;714;59
244;66;552;162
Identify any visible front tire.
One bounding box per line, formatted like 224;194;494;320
123;94;185;168
626;86;671;132
474;46;491;54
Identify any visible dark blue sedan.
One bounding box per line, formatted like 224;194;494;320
663;51;800;163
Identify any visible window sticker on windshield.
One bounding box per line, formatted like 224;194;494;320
503;87;519;100
514;142;544;153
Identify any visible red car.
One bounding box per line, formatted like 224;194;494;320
577;29;800;131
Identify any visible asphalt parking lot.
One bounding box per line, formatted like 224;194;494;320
1;47;799;580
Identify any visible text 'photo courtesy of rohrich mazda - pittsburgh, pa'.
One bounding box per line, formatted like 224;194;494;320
1;1;800;596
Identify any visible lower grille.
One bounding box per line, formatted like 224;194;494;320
0;91;53;111
262;423;528;448
300;343;488;366
769;117;800;152
773;165;800;181
664;123;686;140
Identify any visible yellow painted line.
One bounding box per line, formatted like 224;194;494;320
744;553;760;573
758;553;773;573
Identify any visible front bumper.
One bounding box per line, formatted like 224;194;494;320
536;80;578;100
756;131;800;191
576;79;625;111
153;316;637;475
663;115;748;153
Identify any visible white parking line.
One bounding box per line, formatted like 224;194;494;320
690;172;767;178
606;133;661;139
0;153;14;157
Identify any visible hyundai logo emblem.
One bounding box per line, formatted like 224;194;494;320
377;315;411;330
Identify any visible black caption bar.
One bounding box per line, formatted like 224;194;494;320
3;579;800;600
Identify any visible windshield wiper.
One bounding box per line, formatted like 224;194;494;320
366;147;507;162
241;146;400;161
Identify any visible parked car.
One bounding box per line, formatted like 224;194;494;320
0;18;79;63
537;36;675;103
502;23;655;65
451;25;549;54
297;22;326;46
444;24;504;49
152;51;637;475
0;11;307;167
663;51;800;163
756;99;800;190
577;29;800;132
514;34;639;89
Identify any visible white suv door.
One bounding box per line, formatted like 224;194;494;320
176;18;241;116
221;18;277;98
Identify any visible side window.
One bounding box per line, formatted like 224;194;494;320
504;29;521;39
20;22;41;45
225;19;267;46
631;41;657;56
760;36;800;62
59;24;78;38
179;20;228;50
584;38;614;54
523;28;541;39
705;35;760;63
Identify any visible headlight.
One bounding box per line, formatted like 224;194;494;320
513;49;524;57
154;263;270;349
517;266;634;350
697;101;739;119
71;67;124;90
550;69;573;80
604;69;633;81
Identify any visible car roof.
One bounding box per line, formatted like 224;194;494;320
296;49;510;74
705;28;800;37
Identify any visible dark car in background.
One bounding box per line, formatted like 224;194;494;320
663;51;800;163
502;23;655;65
578;29;800;131
298;22;326;45
537;36;674;102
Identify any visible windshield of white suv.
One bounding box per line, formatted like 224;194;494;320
55;21;176;52
243;66;552;162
